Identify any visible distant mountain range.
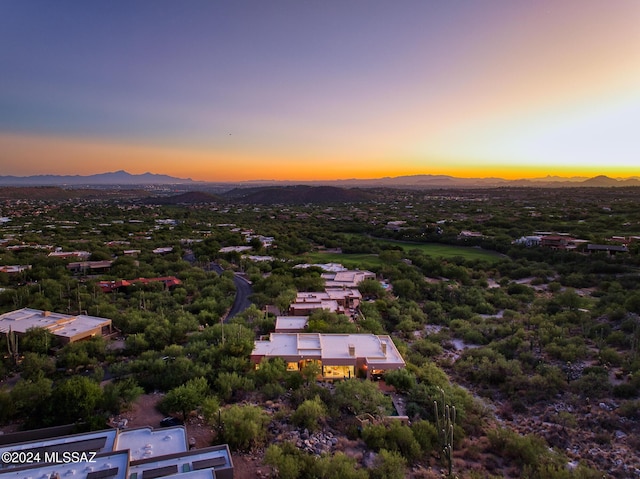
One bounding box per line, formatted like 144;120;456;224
0;170;195;186
0;171;639;188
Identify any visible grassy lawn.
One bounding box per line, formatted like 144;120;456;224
301;252;383;270
373;238;504;262
301;238;503;269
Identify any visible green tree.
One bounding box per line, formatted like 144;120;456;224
0;388;14;423
20;352;56;381
215;371;255;402
358;278;385;299
253;357;287;387
11;376;53;418
159;377;209;420
383;368;417;394
49;376;103;424
20;327;56;354
216;404;270;451
333;379;393;416
102;378;144;414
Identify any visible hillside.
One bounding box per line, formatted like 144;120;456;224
0;186;150;201
142;191;223;205
223;185;376;204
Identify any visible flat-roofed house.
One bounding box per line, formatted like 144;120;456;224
0;428;118;460
48;251;91;260
67;260;114;274
321;270;375;288
324;288;362;310
0;265;31;274
251;333;405;380
587;244;629;256
540;235;576;250
289;293;342;315
0;308;112;344
0;451;130;479
129;445;233;479
0;426;234;479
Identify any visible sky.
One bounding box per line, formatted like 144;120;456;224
1;0;638;182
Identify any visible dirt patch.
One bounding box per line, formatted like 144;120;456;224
232;454;271;479
110;392;165;430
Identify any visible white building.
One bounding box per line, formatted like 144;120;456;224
321;270;375;289
0;308;112;344
251;333;405;380
0;426;233;479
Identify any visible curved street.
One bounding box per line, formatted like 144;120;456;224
209;263;253;321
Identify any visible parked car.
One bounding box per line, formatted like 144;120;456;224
160;416;184;427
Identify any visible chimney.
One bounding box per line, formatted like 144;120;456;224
381;342;387;356
42;310;51;317
348;344;355;357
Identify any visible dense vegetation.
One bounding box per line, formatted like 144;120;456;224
1;186;639;478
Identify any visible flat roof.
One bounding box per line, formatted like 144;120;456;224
0;451;129;479
321;270;375;287
114;427;187;462
0;430;117;461
274;316;309;331
0;308;111;339
129;445;232;479
290;299;340;313
253;333;405;367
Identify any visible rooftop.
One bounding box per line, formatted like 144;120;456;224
114;427;187;462
274;316;309;332
0;451;130;479
253;333;405;367
0;308;111;341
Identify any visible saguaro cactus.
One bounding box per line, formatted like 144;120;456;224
6;327;19;363
434;387;456;477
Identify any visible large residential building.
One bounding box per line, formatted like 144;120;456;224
0;308;112;344
321;270;375;289
99;277;182;293
251;333;405;380
67;260;114;274
289;289;362;316
48;251;91;260
0;265;31;274
0;426;233;479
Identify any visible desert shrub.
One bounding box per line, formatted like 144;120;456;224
410;419;438;454
260;382;286;400
291;396;327;432
612;383;638;399
362;422;422;462
487;428;548;468
215;371;254;402
384;368;417;393
370;449;407;479
618;400;640;420
216;404;270;451
570;371;612;399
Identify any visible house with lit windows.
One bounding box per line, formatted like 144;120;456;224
251;333;405;380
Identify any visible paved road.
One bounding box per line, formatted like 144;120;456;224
209;263;253;320
226;274;253;320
